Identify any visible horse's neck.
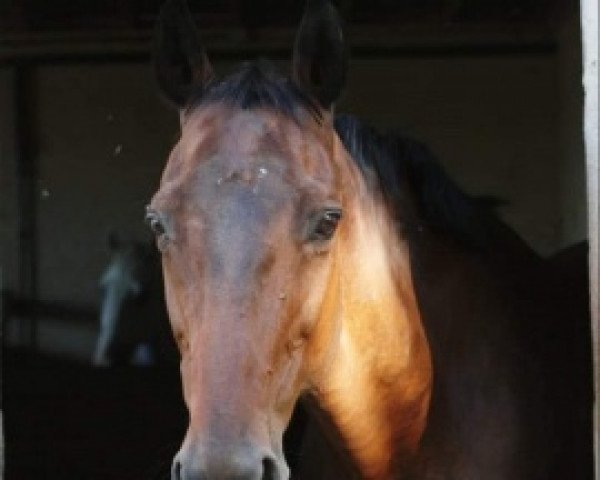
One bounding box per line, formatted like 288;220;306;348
407;227;541;370
406;230;548;479
312;194;432;479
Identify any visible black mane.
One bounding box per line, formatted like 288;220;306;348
335;114;500;247
186;60;321;122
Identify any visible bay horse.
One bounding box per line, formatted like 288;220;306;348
148;0;592;479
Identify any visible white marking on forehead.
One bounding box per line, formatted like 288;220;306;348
253;166;269;194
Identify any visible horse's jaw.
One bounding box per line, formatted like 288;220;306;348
310;201;433;479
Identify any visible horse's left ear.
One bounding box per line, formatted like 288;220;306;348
292;0;348;111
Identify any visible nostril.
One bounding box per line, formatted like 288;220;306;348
262;456;277;480
171;459;183;480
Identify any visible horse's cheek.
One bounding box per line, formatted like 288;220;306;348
303;265;342;377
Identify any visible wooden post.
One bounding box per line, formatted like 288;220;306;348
580;0;599;475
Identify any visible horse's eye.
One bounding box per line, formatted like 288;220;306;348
309;208;342;242
145;209;166;237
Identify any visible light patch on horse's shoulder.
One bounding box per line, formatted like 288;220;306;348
343;203;414;368
313;195;432;479
319;331;395;479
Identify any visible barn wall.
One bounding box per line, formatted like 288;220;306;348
34;64;178;307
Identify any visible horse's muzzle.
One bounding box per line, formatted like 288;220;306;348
171;443;288;480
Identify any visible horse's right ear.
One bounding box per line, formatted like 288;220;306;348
153;0;213;109
292;0;348;111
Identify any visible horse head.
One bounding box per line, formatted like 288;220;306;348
150;1;431;478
